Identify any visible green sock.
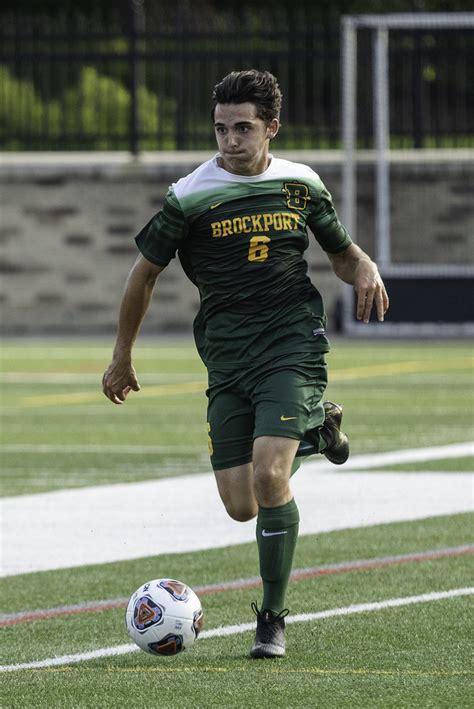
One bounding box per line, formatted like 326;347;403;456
256;498;300;614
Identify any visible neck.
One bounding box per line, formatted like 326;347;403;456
219;149;271;176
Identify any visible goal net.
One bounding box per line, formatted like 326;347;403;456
340;12;474;336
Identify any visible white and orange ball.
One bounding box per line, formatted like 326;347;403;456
126;578;203;656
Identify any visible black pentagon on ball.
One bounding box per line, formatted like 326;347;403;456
148;633;184;656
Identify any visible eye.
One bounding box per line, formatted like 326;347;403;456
215;126;226;135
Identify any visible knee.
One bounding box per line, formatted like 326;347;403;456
253;463;289;507
253;462;286;493
223;500;257;522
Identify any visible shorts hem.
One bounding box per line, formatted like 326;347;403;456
211;453;253;472
253;430;303;442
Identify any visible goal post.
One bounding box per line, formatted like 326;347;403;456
340;12;474;336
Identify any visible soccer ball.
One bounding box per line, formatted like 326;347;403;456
126;578;204;656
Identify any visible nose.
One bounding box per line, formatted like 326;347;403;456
226;130;239;148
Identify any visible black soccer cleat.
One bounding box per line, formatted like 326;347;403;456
250;603;288;658
295;400;349;464
320;400;349;465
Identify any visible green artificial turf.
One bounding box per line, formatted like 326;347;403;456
1;523;472;707
1;339;472;495
1;339;472;707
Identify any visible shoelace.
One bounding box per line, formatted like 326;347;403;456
251;602;289;623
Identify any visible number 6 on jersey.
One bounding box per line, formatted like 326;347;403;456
248;235;271;262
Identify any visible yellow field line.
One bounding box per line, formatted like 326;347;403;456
20;381;207;408
330;356;473;381
18;356;473;407
39;666;472;677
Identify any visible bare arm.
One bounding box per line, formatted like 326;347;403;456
328;243;389;323
102;254;164;404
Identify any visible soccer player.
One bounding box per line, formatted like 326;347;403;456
103;70;389;658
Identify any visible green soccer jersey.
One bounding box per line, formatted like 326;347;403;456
135;154;352;367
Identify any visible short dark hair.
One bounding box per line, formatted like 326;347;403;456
211;70;282;123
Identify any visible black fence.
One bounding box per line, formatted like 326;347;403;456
0;2;473;153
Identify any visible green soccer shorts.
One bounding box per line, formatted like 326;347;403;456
206;352;328;470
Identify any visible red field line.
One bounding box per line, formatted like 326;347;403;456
1;544;472;628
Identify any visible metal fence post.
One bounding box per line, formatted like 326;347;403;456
373;25;391;268
128;0;145;155
412;30;423;149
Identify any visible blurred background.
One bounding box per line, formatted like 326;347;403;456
0;0;473;336
1;7;472;688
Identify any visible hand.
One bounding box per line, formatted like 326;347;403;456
354;260;389;323
102;359;140;405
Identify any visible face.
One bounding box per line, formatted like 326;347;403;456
213;102;279;176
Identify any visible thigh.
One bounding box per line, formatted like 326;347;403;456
250;355;328;442
206;372;254;471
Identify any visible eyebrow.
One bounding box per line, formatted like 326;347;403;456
214;121;254;127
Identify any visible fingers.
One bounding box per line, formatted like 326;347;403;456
378;283;390;321
102;372;124;405
102;365;140;405
357;289;374;324
356;280;389;324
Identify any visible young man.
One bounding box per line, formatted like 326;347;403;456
103;70;389;658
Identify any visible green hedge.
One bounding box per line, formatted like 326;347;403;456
0;65;176;150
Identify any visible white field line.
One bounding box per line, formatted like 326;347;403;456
1;442;472;466
1;373;471;386
0;373;202;384
1;587;472;673
2;443;473;576
304;442;474;472
1;444;203;454
2;545;471;626
0;347;197;360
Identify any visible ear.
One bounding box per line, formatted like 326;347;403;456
266;118;280;140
